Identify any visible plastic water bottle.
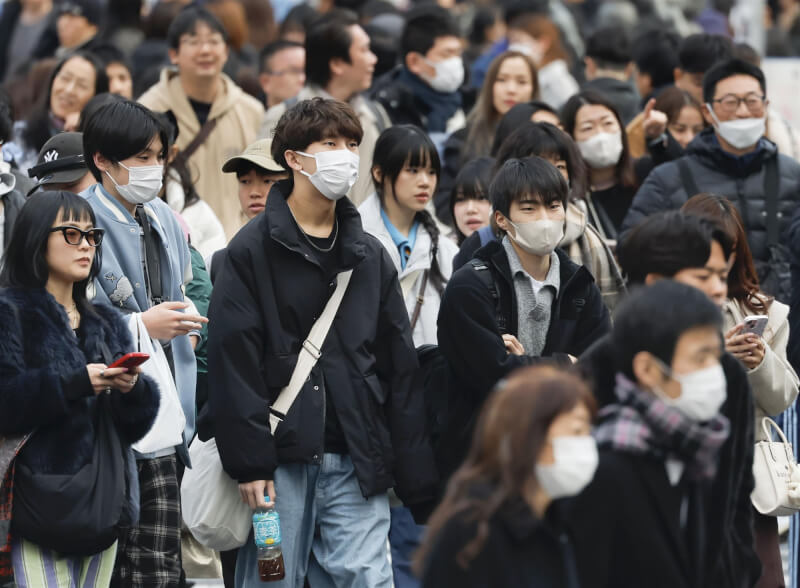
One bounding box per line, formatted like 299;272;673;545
252;496;286;582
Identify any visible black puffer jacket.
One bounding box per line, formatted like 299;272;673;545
206;182;437;504
621;129;800;270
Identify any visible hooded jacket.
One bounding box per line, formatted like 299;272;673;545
138;68;265;240
621;129;800;271
206;182;437;504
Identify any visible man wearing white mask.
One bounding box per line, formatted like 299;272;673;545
80;99;207;585
370;4;465;145
580;211;761;588
622;58;800;303
259;9;390;207
208;98;437;587
436;156;610;481
568;280;740;588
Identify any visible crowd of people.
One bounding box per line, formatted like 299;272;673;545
2;0;800;587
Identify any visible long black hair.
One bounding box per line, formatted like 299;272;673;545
450;156;493;245
0;191;102;317
371;125;446;295
22;52;109;156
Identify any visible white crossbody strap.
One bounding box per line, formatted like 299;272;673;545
269;269;353;434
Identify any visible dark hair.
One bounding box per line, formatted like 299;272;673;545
490;101;559;156
363;22;400;80
305;9;359;88
678;33;733;74
468;6;501;48
0;191;102;318
371;125;446;293
92;43;132;70
463;51;538;163
681;193;772;314
652;86;704;126
76;92;125;132
416;365;595;572
490;157;568;218
702;58;766;104
631;29;680;91
493;121;587;201
733;42;761;67
279;4;318;41
0;89;13;143
400;3;460;58
157;110;200;209
206;0;248;51
144;0;184;39
259;40;304;73
503;0;548;25
561;91;637;190
450;157;493;245
166;6;229;50
271;97;363;172
612;280;723;379
23;52;109;156
585;26;631;69
617;210;734;285
83;100;169;182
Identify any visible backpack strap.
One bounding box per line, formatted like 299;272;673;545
469;259;507;334
677;158;700;198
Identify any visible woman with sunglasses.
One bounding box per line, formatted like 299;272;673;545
0;191;158;587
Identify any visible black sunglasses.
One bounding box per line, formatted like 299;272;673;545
49;225;104;247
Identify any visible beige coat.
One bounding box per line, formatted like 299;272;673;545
258;85;391;207
139;68;265;240
723;298;799;441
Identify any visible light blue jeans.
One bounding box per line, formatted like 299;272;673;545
235;454;392;587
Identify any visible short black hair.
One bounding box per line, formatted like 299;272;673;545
83;100;169;182
259;40;304;74
167;6;229;50
612;280;723;379
400;3;460;58
585;26;631;69
631;29;680;91
305;9;359;88
493;121;587;200
678;33;733;74
702;58;766;104
617;211;734;285
503;0;548;25
450;156;493;243
372;125;440;200
271;97;363;171
491;101;559;156
490;156;568;218
92;43;130;69
76;92;125;132
0;88;13;143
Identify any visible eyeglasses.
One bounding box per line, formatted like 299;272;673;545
710;93;766;114
49;226;105;247
180;36;226;50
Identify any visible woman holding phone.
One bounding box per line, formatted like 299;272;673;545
682;193;799;588
0;191;158;587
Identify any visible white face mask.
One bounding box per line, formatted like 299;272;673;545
423;56;464;94
507;218;564;257
577;131;623;169
295;149;359;201
655;360;728;422
705;105;766;150
106;162;163;204
536;435;599;500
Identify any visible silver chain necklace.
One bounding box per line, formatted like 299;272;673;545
298;218;339;253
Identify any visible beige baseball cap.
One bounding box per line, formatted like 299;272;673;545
222;139;285;174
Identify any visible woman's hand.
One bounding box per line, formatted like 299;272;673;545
141;301;209;340
502;334;525;356
642;98;668;140
725;324;766;370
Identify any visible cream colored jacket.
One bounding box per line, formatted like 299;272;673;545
723;298;799;441
139;68;265;240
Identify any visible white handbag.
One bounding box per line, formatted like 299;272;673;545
751;417;800;516
181;269;353;550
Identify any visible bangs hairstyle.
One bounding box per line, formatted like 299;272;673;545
653;86;703;126
371;125;440;198
166;6;229;50
415;365;595;573
490;156;568;218
271;97;363;171
0;191;102;316
561;90;637;190
83;100;169;182
450;156;494;244
493;122;586;201
490;100;559;156
681;193;772;314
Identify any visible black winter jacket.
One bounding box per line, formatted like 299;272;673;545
621;129;800;272
437;242;610;476
1;188;24;250
579;336;761;588
787;207;800;372
206;182;437;503
0;287;159;474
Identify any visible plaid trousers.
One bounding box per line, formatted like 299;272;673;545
111;456;181;587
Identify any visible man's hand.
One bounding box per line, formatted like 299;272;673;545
642;98;668;140
141;301;208;340
502;334;525;356
239;480;277;509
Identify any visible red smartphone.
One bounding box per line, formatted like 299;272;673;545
109;352;150;369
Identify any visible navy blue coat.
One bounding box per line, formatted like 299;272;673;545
0;287;159;475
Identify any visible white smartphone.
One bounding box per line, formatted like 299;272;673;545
741;315;769;337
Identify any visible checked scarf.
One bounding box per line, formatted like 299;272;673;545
594;374;730;481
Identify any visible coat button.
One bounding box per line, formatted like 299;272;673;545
135;283;141;288
130;228;136;233
313;385;319;391
312;454;319;461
